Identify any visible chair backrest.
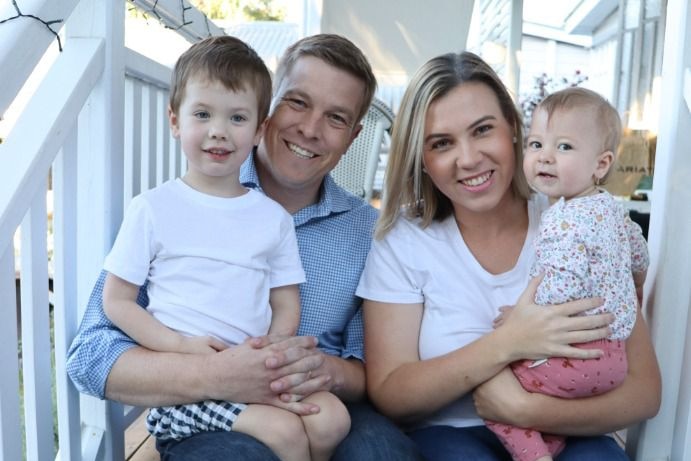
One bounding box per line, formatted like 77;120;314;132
331;97;395;201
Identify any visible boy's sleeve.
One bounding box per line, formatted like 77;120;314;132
66;270;149;398
268;210;306;288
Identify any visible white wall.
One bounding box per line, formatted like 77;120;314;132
320;0;474;111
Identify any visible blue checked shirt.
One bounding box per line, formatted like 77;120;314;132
66;155;378;399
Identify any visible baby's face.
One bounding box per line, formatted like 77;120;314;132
524;107;611;202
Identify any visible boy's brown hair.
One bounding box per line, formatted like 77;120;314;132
169;36;272;123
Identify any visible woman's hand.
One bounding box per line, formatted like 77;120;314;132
496;275;614;362
476;308;661;435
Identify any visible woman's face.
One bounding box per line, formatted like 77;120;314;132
422;82;516;217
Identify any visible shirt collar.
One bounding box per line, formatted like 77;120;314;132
239;153;262;191
240;154;356;224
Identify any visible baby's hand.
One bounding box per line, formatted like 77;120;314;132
179;335;228;354
493;305;514;329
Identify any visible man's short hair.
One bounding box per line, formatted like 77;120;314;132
274;34;377;124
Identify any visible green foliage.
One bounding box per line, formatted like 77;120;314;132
126;0;284;23
192;0;241;19
243;0;285;21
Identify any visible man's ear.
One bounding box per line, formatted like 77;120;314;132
343;123;363;153
253;117;268;146
168;106;180;138
595;150;615;180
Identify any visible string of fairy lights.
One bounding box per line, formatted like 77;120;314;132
128;0;214;39
0;0;64;51
0;0;216;55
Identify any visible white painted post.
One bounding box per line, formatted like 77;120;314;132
20;191;55;461
629;0;691;459
53;132;82;461
0;247;21;461
67;0;126;459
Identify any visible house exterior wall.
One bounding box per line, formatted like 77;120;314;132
320;0;474;110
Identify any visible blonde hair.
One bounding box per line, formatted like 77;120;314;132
537;87;621;183
376;51;530;239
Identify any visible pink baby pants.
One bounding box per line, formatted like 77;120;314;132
486;339;627;461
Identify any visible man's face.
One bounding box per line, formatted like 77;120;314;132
257;56;365;195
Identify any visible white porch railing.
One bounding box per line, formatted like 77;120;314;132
0;1;219;459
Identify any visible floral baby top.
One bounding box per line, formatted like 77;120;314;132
531;191;649;339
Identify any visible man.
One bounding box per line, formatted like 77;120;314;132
67;34;423;460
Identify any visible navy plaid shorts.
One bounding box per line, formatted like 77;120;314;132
147;399;247;440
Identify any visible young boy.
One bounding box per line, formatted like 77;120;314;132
486;87;649;461
103;36;350;461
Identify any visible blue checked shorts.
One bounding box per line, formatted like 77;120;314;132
147;400;248;440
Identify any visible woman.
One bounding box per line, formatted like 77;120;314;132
356;51;660;460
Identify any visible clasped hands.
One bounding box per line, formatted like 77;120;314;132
205;334;332;415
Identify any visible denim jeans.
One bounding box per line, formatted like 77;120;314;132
333;400;424;461
157;400;424;460
408;425;629;461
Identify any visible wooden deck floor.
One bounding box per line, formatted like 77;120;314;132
124;413;159;461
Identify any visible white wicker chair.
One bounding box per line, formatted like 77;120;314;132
331;97;395;201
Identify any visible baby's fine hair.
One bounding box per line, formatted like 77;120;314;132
538;87;622;155
169;36;272;123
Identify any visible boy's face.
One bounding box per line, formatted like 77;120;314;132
256;56;364;194
169;76;263;195
524;106;613;202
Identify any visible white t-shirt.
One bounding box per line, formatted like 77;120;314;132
356;195;548;429
104;178;305;346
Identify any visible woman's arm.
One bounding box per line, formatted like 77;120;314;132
365;299;500;423
365;277;614;424
473;308;661;434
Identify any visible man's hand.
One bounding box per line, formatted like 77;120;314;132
105;335;324;412
246;335;331;402
248;335;365;403
203;335;326;414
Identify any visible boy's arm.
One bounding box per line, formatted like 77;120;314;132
268;284;301;337
67;271;322;412
103;272;224;354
